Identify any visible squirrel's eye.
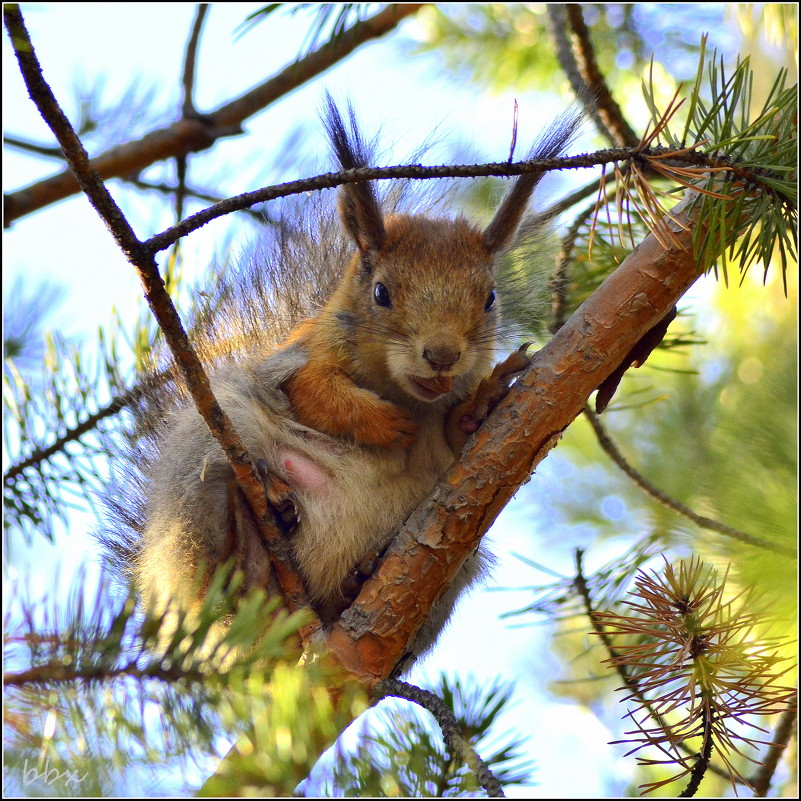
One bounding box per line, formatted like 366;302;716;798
374;282;391;308
484;290;496;311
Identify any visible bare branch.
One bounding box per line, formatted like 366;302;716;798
3;3;318;638
181;4;209;118
3;3;426;227
750;695;798;796
549;196;599;333
583;405;795;556
547;4;639;148
4;134;64;159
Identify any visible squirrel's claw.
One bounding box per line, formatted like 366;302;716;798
445;344;533;451
257;459;300;533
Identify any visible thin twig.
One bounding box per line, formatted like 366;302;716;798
175;4;210;223
4;660;203;687
4;134;65;159
539;174;612;222
3;3;319;637
507;99;518;163
125;176;273;223
750;695;798;796
181;3;209;118
583;405;795;556
549;196;600;333
143;144;746;254
377;678;505;798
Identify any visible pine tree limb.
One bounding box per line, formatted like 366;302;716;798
377;678;505;798
582;405;795;556
3;3;426;227
573;549;737;784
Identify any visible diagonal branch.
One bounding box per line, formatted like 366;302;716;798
583;405;795;556
750;694;798;796
325;188;715;686
378;679;505;798
548;3;639;148
3;3;426;227
3;2;318;640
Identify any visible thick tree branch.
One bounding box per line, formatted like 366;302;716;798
3;3;425;227
3;3;318;639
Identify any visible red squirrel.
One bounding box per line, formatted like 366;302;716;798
120;98;579;664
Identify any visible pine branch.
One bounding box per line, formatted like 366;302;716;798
4;3;426;227
3;389;133;486
583;406;795;556
3;3;319;639
378;678;505;798
573;549;737;785
547;4;639;148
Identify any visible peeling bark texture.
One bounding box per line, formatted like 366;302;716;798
326;192;707;686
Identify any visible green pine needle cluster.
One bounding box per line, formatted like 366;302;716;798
642;39;797;284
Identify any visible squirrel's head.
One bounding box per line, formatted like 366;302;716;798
338;213;501;403
323;94;576;404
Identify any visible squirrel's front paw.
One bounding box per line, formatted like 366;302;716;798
461;344;532;432
446;344;532;451
355;399;419;448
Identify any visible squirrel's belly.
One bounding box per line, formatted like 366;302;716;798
283;430;453;604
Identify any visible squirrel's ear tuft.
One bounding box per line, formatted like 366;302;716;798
322;93;386;254
482;106;583;254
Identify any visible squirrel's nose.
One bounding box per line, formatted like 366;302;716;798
423;345;461;371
